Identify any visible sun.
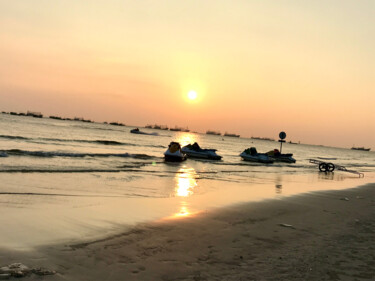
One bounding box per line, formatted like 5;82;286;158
187;90;198;100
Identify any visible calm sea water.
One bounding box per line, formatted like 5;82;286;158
1;113;374;248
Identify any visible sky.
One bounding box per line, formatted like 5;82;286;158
0;0;374;148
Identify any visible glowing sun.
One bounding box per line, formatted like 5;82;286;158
187;90;198;100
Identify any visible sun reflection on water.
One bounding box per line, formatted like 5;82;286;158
175;167;198;197
174;202;191;218
171;166;199;219
174;132;200;147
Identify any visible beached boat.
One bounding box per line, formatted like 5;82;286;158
182;143;222;160
240;147;274;163
351;147;371;151
164;142;187;162
266;149;296;163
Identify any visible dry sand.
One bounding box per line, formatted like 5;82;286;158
1;183;374;281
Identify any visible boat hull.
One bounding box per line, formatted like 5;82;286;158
240;153;274;164
164;154;187;162
181;148;222;160
164;148;187;162
271;155;296;163
351;147;370;151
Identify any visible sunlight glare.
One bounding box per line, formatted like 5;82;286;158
187;90;197;100
175;167;198;197
175;132;199;147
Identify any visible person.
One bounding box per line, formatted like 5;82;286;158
192;142;200;150
250;147;257;155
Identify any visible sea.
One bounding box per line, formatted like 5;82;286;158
1;113;374;249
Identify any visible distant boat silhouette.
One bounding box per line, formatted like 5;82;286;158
206;130;221;136
224;132;240;137
351;147;370;151
251;136;275;141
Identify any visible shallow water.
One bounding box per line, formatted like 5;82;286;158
1;113;374;249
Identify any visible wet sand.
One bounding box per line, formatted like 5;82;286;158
1;183;374;281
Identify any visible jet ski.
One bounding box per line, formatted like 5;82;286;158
164;142;187;162
130;128;140;133
181;142;222;160
130;128;158;136
240;147;274;164
266;149;296;163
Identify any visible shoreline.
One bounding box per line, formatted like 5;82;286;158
1;183;374;280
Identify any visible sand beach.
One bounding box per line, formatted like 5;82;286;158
1;183;374;281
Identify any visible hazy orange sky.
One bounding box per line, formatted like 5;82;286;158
0;1;374;148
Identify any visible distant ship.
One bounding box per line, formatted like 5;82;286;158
351;147;371;151
153;124;162;130
109;122;125;126
160;125;169;130
206;130;221;136
224;132;240;138
149;124;169;130
251;136;275;141
170;126;189;132
27;111;43;118
49;116;63;120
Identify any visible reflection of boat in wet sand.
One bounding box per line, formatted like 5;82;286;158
164;142;187;162
130;128;158;136
182;142;222;160
266;149;296;163
240;147;274;163
351;147;370;151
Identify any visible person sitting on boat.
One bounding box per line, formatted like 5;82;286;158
249;147;257;155
266;149;281;157
191;142;201;151
168;142;181;153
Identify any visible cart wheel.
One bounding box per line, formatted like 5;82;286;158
327;163;335;172
319;163;327;172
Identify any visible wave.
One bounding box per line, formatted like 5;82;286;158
0;149;157;160
0;135;165;148
0;169;135;173
0;191;126;197
0;135;30;140
42;138;125;146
